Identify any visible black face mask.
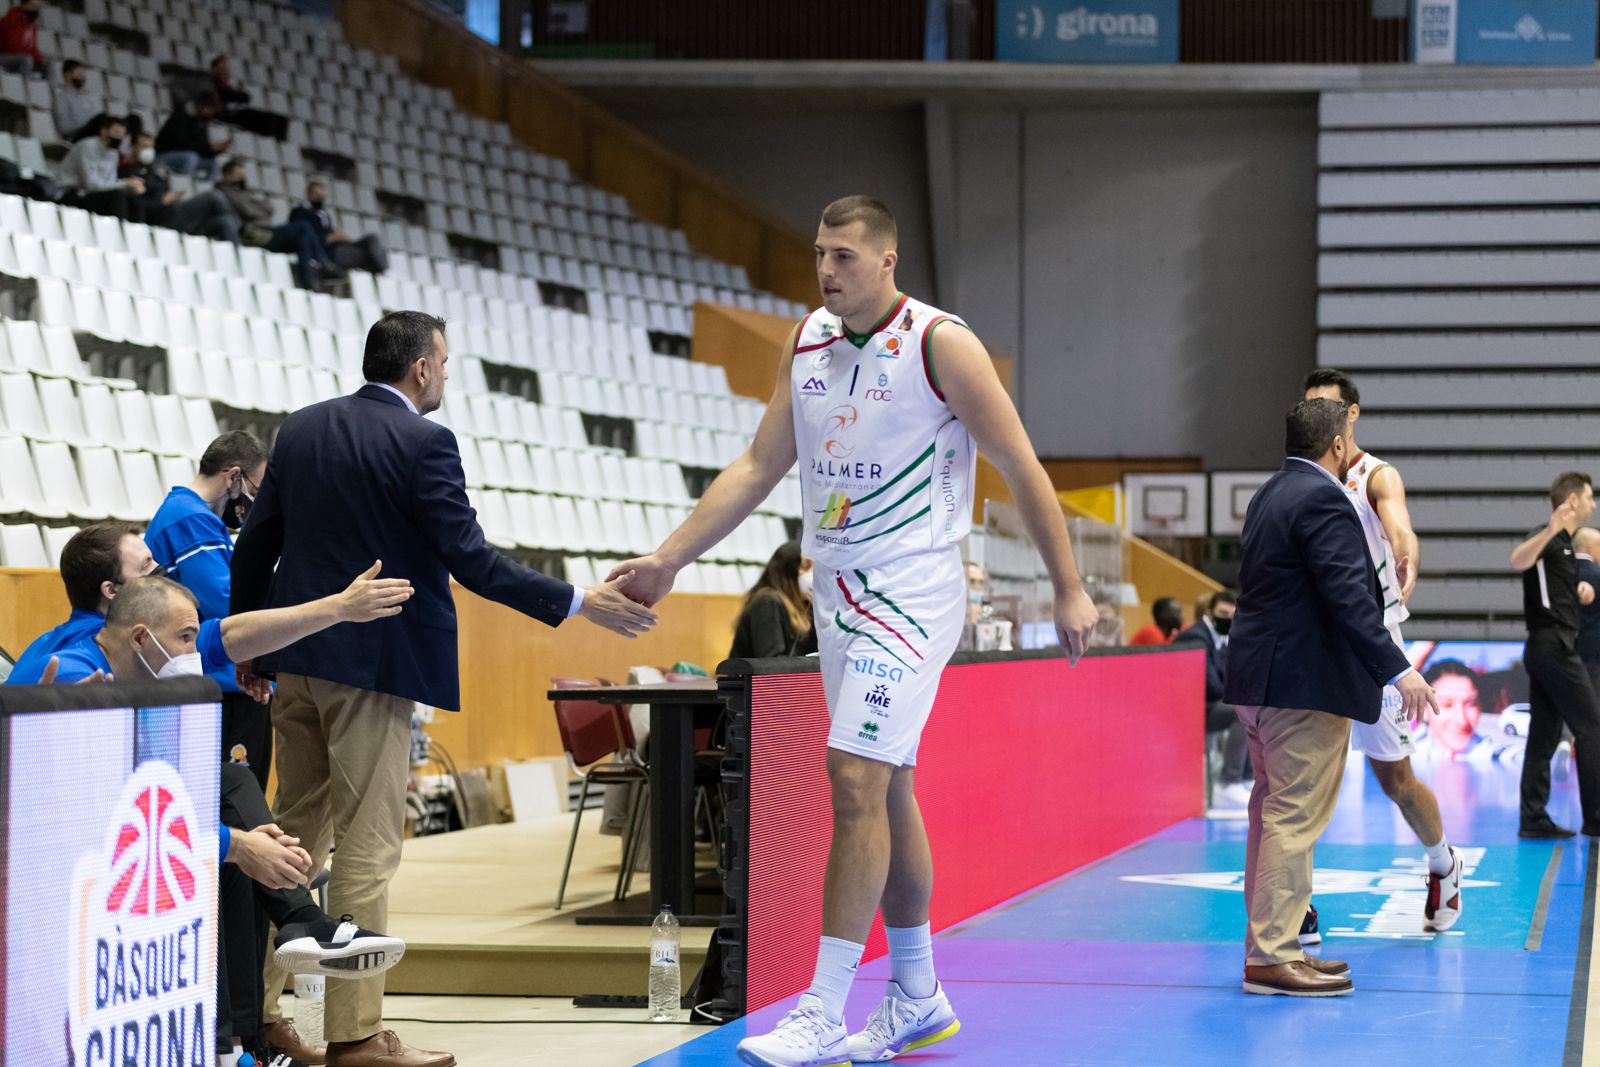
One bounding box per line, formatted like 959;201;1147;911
222;493;251;531
22;9;38;20
106;136;122;150
69;77;86;89
1212;616;1233;637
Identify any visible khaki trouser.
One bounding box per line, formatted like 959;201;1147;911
1237;705;1352;966
261;674;412;1043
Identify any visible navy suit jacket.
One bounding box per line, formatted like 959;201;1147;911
1172;620;1226;705
231;385;575;710
1223;459;1410;724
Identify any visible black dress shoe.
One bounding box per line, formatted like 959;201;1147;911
1582;823;1600;836
1520;819;1576;839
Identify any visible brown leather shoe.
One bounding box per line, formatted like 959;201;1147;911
1301;956;1350;976
265;1019;327;1065
1243;960;1353;996
325;1031;456;1067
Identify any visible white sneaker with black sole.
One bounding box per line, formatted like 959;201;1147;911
273;914;405;979
1298;904;1321;946
1424;847;1464;932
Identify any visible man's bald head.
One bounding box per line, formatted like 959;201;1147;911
1577;527;1600;558
98;576;201;679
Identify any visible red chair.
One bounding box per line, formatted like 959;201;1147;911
552;677;649;910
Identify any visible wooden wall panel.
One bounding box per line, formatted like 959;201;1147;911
691;301;794;403
0;568;741;771
432;585;744;768
678;183;764;278
0;569;70;662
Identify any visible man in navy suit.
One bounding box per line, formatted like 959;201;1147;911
1225;398;1437;998
232;311;657;1067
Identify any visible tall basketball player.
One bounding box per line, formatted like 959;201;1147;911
1303;369;1463;934
608;196;1098;1066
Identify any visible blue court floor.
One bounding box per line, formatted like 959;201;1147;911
639;752;1592;1066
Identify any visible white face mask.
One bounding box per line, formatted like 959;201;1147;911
136;631;204;679
138;146;155;165
798;571;813;599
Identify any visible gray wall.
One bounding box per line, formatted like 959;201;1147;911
616;104;937;300
612;95;1318;469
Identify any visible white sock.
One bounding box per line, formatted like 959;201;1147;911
885;923;937;999
806;936;864;1025
1424;836;1453;876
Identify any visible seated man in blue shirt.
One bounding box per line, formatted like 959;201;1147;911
145;430;274;785
6;521;163;685
72;567;414;1067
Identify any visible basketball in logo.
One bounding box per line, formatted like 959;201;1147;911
105;782;198;916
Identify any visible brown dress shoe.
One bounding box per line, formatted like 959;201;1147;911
265;1019;328;1065
325;1030;456;1067
1243;960;1354;996
1301;956;1350;976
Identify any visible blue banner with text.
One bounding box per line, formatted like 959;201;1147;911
1457;0;1598;65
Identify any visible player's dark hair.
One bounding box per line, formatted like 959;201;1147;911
60;521;140;613
364;311;447;385
198;430;267;478
820;196;897;248
1285;398;1348;461
1304;368;1359;407
1207;589;1237;613
1552;471;1593;509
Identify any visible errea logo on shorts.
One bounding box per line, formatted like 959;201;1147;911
858;721;881;742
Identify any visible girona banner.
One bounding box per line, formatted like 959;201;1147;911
2;681;221;1067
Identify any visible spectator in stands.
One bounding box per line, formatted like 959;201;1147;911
119;126;242;242
1089;595;1123;649
145;430;274;787
730;540;812;659
293;178;389;275
1174;589;1249;807
57;113;147;223
210;53;289;141
1129;595;1183;645
218;159;331;290
0;0;45;77
5;521;161;685
51;59;103;144
155;90;232;179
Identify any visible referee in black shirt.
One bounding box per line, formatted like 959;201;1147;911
1511;472;1600;838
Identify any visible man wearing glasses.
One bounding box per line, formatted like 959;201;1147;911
145;430;275;787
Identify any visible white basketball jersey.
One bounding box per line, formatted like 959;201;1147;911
1345;450;1409;630
791;293;976;570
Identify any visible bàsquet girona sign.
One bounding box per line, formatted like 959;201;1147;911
66;760;217;1066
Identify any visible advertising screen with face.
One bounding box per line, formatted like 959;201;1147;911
1403;640;1530;764
3;697;220;1065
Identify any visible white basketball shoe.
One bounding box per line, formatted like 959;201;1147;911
846;981;961;1062
736;994;851;1067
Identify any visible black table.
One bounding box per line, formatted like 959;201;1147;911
548;679;726;926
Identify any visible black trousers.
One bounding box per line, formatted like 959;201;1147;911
217;763;322;1047
1205;701;1249;783
1520;631;1600;827
222;689;274;794
62;186;147;224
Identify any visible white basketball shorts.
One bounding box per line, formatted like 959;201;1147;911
1351;625;1414;763
811;548;966;767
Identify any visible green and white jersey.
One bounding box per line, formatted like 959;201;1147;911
790;293;976;571
1345;450;1409;630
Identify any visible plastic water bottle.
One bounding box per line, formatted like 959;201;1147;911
648;905;681;1022
293;974;325;1045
